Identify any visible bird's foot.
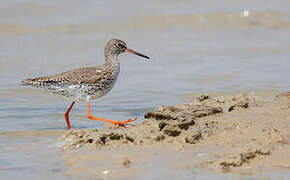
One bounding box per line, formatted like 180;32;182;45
87;114;137;129
113;117;137;128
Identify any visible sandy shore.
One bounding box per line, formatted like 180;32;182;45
59;92;290;179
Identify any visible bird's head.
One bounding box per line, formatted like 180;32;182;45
105;39;150;59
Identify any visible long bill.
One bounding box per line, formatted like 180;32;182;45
126;49;150;59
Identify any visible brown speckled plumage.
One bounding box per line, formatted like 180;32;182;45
22;39;127;101
21;39;149;129
23;66;105;84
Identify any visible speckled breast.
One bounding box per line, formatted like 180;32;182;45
87;65;120;100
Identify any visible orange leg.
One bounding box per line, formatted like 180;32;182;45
64;101;75;129
86;101;137;128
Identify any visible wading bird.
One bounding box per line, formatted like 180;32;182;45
21;39;150;129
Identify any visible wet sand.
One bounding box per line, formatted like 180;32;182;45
60;92;290;179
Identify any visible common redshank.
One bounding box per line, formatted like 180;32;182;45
21;39;150;129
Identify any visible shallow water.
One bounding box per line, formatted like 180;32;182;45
0;0;290;179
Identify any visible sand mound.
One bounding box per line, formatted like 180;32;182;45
59;93;290;178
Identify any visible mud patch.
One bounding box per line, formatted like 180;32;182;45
218;148;271;168
60;93;290;177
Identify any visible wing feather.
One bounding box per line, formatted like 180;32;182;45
21;65;106;87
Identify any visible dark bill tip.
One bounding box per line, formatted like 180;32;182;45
126;49;150;59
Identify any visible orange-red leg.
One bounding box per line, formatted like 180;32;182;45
86;101;137;128
64;101;75;129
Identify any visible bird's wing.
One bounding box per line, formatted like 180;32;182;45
21;65;106;87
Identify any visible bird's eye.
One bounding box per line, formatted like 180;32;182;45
116;43;123;48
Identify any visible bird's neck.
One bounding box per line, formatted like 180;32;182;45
104;51;119;69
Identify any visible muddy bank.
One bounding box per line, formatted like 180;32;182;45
60;92;290;179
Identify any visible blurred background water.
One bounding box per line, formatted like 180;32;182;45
0;0;290;179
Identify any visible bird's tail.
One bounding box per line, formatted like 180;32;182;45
20;79;31;85
20;78;41;87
